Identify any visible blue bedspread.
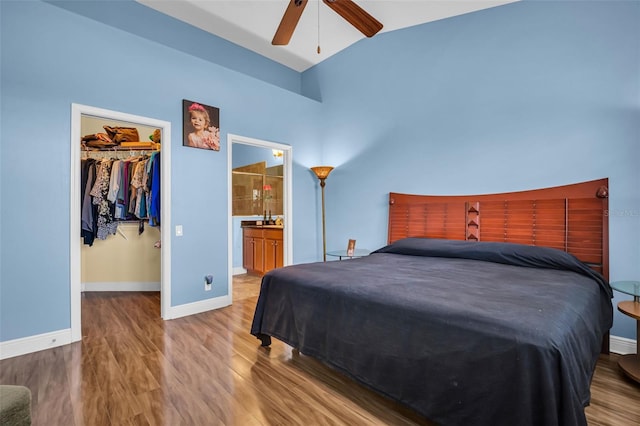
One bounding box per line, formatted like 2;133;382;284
251;238;613;426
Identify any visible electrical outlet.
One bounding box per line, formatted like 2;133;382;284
204;275;213;291
205;282;212;291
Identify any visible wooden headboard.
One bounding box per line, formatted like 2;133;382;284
388;178;609;279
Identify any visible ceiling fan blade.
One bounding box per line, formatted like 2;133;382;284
272;0;309;45
322;0;383;38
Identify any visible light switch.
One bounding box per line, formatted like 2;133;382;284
175;225;183;236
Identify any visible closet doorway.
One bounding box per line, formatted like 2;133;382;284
227;133;292;298
70;104;172;342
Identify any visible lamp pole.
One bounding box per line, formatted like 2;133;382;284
311;166;334;262
319;177;328;262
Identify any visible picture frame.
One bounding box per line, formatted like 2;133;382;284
182;99;220;151
347;239;356;257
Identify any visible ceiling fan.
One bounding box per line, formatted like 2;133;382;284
272;0;383;46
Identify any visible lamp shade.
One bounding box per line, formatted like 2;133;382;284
311;166;334;180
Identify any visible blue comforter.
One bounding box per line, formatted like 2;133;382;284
251;238;613;426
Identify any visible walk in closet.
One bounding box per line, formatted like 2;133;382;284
80;115;162;293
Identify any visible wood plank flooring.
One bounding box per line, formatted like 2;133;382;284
1;274;639;425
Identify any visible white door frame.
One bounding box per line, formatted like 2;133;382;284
70;103;172;342
227;133;293;293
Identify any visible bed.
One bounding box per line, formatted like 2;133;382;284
250;179;613;426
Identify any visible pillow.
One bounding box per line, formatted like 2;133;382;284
373;238;612;298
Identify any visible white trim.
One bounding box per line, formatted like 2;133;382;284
160;121;172;321
70;104;172;342
227;134;293;304
0;329;72;360
70;104;82;342
167;295;232;319
233;267;248;275
610;335;637;355
81;282;161;292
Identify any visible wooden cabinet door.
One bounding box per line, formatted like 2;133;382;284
264;229;283;272
243;227;264;275
242;235;254;271
264;237;277;272
253;236;265;274
243;227;282;275
275;238;283;268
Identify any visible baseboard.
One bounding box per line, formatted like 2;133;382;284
610;335;637;355
166;294;232;320
81;281;161;292
233;267;247;275
1;293;231;358
0;329;72;360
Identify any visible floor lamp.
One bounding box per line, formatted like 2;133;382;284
311;166;334;262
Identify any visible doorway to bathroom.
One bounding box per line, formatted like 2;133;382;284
227;134;292;301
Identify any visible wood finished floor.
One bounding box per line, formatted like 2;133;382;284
1;274;639;425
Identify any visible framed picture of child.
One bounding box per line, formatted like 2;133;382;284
182;99;220;151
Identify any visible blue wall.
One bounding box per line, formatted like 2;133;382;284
1;0;638;344
46;0;304;96
303;1;640;339
0;0;323;341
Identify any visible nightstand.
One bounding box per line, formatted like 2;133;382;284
610;280;640;383
326;249;370;260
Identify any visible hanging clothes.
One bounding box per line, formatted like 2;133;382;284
90;159;118;240
80;151;160;246
81;159;98;246
149;152;161;226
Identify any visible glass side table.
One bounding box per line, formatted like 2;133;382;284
610;280;640;383
326;249;370;260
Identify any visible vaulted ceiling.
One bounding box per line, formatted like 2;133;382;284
137;0;518;72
